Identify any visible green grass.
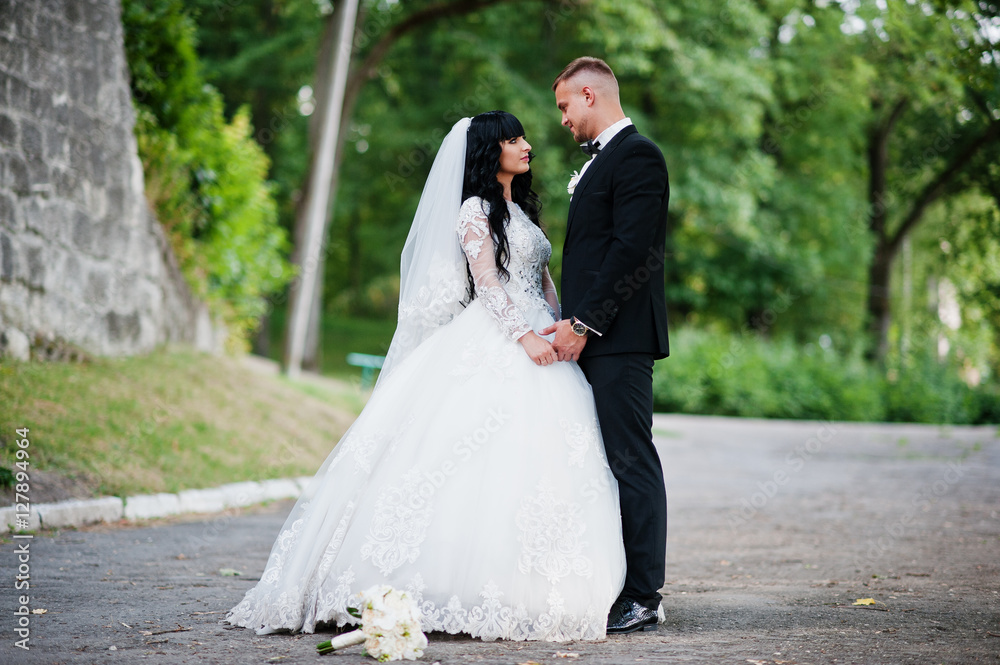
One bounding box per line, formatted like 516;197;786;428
0;349;362;498
266;308;397;380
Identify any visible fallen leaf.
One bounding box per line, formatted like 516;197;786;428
853;598;877;606
120;622;131;628
219;568;242;577
554;654;579;659
31;608;47;615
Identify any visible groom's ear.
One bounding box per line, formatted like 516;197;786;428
581;86;597;106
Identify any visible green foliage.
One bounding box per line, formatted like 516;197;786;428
883;351;977;424
653;328;998;424
654;328;884;421
264;307;397;379
184;0;323;231
0;466;13;490
174;0;998;414
121;0;293;349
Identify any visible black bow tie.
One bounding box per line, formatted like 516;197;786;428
580;139;601;157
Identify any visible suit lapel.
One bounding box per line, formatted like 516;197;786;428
566;126;637;238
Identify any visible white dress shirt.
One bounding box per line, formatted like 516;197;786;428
578;117;633;179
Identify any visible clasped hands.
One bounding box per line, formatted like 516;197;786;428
519;319;587;366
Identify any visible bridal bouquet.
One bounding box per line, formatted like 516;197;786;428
317;585;428;661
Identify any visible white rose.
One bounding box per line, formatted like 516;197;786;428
372;610;396;632
388;633;411;659
408;629;428;651
384;591;409;614
364;635;383;658
350;585;428;661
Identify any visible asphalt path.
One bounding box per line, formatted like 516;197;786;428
1;415;998;664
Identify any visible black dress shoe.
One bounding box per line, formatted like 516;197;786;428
606;598;658;634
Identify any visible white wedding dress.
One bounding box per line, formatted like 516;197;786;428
227;197;626;641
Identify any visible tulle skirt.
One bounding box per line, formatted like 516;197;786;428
226;300;626;641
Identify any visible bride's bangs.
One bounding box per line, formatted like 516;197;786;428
497;112;525;142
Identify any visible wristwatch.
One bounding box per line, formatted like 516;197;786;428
570;317;588;337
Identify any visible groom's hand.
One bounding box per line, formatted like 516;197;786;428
539;319;587;362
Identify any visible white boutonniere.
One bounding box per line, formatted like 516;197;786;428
567;170;582;196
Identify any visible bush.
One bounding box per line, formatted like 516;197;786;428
883;350;991;425
653;328;997;424
122;0;293;349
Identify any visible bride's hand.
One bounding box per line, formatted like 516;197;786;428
518;331;557;366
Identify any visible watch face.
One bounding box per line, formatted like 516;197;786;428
572;322;587;336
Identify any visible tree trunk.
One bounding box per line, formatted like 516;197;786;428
302;268;323;371
282;0;554;373
298;12;340;371
251;311;271;357
865;240;893;363
283;0;360;378
863;98;906;362
863;99;1000;361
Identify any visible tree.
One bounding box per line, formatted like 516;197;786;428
121;0;293;349
855;0;1000;361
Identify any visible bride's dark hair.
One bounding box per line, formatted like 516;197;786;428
462;110;543;300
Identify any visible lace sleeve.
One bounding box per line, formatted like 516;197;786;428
542;267;560;320
457;198;532;341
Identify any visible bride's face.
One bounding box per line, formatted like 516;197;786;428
498;136;532;177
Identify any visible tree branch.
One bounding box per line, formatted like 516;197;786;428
887;117;1000;255
867;97;908;237
344;0;520;111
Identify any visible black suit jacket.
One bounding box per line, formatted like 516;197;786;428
560;125;670;359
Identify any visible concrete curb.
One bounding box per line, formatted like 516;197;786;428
2;476;313;531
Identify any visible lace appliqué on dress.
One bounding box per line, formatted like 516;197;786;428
226;502;358;634
337;430;383;475
456;203;489;260
449;335;518;381
559;418;601;468
457;197;548;341
360;469;434;575
516;483;593;585
404;577;604;641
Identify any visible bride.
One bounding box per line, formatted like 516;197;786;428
226;111;626;642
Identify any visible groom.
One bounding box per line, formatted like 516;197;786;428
540;57;670;634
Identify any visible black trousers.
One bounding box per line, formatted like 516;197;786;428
578;352;667;611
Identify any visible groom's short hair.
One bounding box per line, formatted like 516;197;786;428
552;57;617;91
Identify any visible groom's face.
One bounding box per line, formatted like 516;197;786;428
554;80;592;143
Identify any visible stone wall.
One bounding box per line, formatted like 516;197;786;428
0;0;220;359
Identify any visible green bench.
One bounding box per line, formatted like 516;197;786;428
346;352;385;390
